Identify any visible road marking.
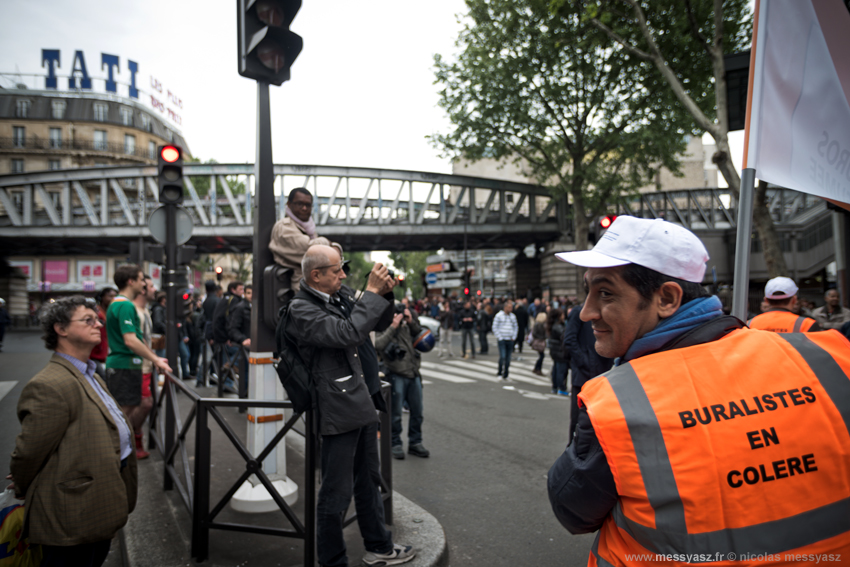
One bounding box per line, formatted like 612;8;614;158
419;367;476;383
0;381;18;403
443;359;551;387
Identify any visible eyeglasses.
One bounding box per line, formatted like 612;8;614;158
289;200;313;209
315;261;345;272
71;316;102;327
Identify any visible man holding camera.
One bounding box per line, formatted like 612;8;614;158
375;303;429;460
288;245;416;567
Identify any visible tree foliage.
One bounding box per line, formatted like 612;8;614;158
574;0;786;276
432;0;699;253
389;251;435;300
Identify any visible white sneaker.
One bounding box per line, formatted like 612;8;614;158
363;543;415;566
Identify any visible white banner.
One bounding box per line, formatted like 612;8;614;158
745;0;850;203
77;260;107;283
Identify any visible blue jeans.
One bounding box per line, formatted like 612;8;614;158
178;340;191;379
318;422;393;567
390;373;424;447
551;361;568;392
224;344;248;397
497;339;513;377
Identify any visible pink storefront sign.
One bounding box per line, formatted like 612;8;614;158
42;260;69;283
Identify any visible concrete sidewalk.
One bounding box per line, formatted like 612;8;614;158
120;382;448;567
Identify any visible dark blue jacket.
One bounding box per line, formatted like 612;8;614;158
562;304;612;390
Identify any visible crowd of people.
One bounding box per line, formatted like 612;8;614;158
7;198;850;566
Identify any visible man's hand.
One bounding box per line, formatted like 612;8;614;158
242;338;251;347
5;474;23;500
366;263;395;295
404;308;412;322
154;357;172;374
390;313;404;329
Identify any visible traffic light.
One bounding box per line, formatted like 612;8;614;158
600;215;617;230
476;289;482;296
397;273;405;283
237;0;303;85
181;290;193;318
464;287;470;297
157;144;183;205
215;266;223;281
461;269;473;297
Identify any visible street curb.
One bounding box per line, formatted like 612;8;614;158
123;444;448;567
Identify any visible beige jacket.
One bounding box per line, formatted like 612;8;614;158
11;354;138;545
268;215;330;292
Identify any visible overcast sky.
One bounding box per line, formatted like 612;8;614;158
1;0;469;173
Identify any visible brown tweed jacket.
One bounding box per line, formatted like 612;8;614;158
10;354;138;545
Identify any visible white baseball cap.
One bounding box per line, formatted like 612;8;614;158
555;216;709;283
764;277;798;300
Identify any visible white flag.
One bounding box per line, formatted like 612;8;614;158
744;0;850;203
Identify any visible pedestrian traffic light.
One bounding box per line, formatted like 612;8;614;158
476;289;482;296
263;264;293;329
397;273;405;283
464;287;470;297
215;266;223;281
157;144;183;205
181;290;193;318
237;0;303;85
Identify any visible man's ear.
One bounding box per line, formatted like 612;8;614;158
656;282;684;319
54;322;69;339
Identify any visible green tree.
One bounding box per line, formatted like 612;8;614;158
574;0;786;276
389;251;435;300
343;251;374;291
432;0;696;268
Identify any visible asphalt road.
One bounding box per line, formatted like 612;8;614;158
392;336;596;566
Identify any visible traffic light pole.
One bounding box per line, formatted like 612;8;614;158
165;203;179;373
235;80;298;513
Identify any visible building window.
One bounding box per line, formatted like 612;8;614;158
49;159;61;170
140;113;151;132
148;140;156;159
11;159;24;173
13;126;25;148
94;130;107;151
93;102;108;122
51;100;66;119
49;127;62;149
16;99;31;118
120;107;133;126
124;134;136;155
11;191;23;208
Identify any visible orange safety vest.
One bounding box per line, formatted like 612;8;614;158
749;310;817;333
579;328;850;566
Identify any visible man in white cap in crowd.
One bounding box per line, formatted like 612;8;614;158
749;276;820;332
547;215;850;566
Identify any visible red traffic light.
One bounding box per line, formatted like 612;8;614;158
160;145;180;163
182;293;190;301
464;287;470;295
476;290;482;296
215;266;223;274
600;215;617;229
397;273;405;282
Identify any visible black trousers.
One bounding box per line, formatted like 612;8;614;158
41;539;112;567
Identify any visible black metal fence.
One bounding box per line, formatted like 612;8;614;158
148;370;393;565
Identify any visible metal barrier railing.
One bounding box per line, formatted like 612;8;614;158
148;370;394;565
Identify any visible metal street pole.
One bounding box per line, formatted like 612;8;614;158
235;80;298;513
164;203;178;373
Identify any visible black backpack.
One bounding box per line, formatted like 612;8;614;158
273;297;315;415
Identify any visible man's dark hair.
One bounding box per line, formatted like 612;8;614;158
287;187;312;203
96;287;117;306
766;297;793;307
620;264;709;309
245;284;253;292
228;281;245;293
40;296;96;351
114;264;142;290
155;291;167;304
205;280;218;292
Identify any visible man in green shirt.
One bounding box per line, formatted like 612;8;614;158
105;264;171;432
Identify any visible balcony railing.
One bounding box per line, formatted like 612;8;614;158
0;137;152;160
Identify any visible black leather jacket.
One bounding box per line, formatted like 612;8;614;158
288;282;393;435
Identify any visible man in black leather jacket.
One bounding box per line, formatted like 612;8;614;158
289;245;416;567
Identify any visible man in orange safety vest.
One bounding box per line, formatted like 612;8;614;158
749;276;819;333
548;216;850;566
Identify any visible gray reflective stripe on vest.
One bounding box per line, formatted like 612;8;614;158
591;532;616;567
779;332;850;438
603;340;850;557
793;316;805;332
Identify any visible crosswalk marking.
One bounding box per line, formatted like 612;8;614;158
419;366;476;383
421;361;499;383
443;359;551;388
0;381;18;403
